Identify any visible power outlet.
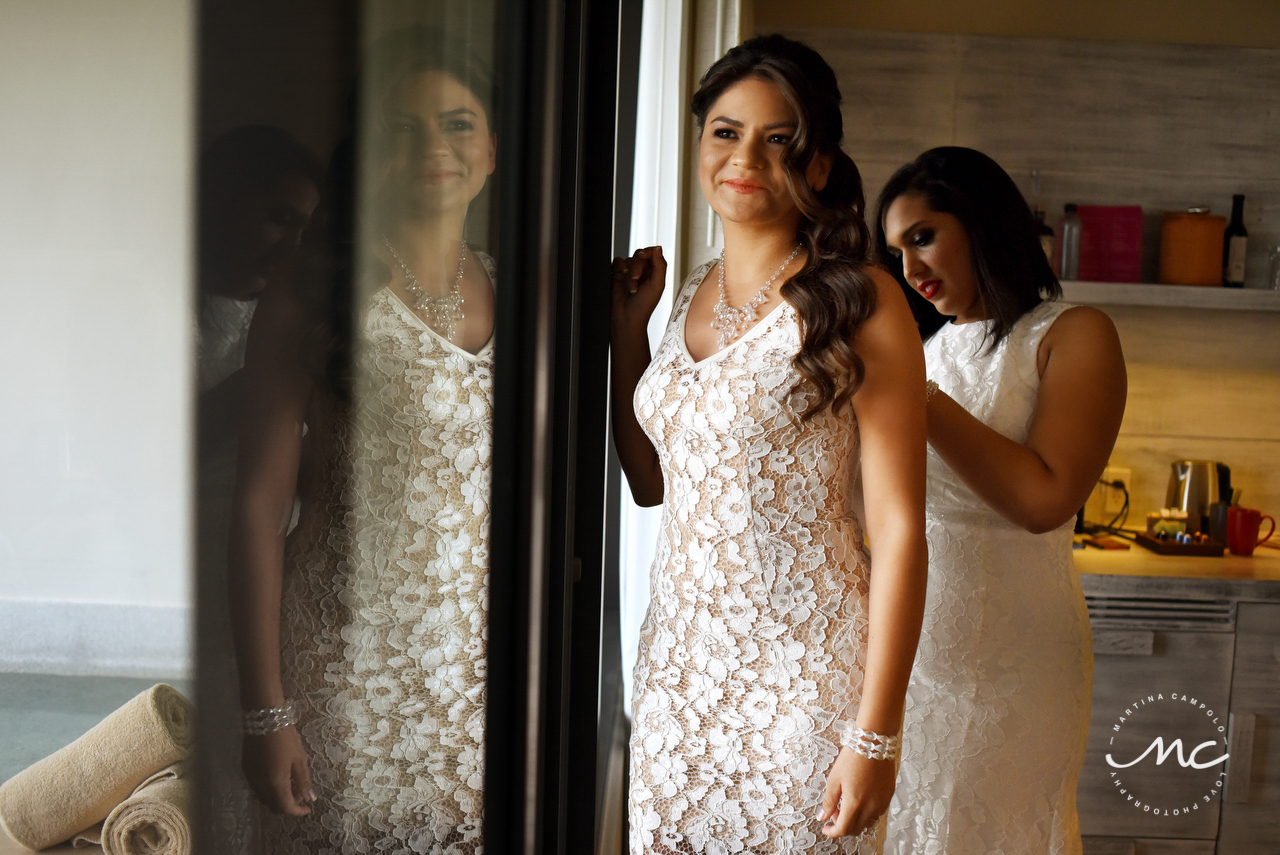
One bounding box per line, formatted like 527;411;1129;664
1101;467;1131;515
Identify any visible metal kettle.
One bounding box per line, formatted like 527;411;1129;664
1165;460;1231;518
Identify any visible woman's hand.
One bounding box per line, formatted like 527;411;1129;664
609;246;668;506
611;246;667;333
242;726;315;816
819;748;896;839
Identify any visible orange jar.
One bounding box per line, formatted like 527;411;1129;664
1159;208;1226;286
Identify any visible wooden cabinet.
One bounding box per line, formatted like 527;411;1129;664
1078;574;1280;854
1217;603;1280;853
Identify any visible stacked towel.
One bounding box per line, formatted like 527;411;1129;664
72;765;190;855
0;684;193;851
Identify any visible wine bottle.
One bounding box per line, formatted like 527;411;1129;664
1058;203;1081;281
1223;193;1247;287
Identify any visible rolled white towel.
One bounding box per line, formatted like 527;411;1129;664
0;685;193;850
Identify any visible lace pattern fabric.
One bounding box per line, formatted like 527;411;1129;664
884;301;1093;855
629;262;880;855
258;255;495;854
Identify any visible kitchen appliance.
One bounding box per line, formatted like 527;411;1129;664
1159;208;1226;286
1166;460;1231;520
1078;591;1234;846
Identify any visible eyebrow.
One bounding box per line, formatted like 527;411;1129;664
708;116;798;130
887;219;927;247
385;107;480;120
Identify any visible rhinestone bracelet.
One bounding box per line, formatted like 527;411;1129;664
242;701;298;736
840;723;900;761
925;379;939;403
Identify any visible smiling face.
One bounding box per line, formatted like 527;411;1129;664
697;75;829;231
883;192;984;323
381;69;495;219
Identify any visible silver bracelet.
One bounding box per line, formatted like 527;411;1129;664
242;701;298;736
925;379;939;403
840;723;900;761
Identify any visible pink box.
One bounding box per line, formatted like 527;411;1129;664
1076;205;1143;283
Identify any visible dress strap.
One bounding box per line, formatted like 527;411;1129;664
666;259;716;326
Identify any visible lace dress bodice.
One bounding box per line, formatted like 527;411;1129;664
884;301;1093;855
628;262;879;855
259;256;494;854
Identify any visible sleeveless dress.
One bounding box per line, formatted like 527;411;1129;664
629;261;881;855
884;301;1093;855
258;256;495;854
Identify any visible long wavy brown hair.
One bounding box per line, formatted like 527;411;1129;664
692;34;877;420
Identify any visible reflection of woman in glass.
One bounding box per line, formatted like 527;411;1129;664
612;36;927;853
228;30;496;853
196;124;323;855
875;147;1125;855
197;125;323;453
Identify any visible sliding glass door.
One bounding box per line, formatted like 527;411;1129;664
194;1;634;852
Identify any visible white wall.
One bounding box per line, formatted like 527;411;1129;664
0;0;194;676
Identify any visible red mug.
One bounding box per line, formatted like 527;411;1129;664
1227;506;1275;556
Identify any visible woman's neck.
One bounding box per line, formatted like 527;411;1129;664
384;212;468;292
719;220;804;298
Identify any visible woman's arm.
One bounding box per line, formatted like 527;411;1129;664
926;305;1127;534
610;247;667;507
226;282;315;816
822;268;929;839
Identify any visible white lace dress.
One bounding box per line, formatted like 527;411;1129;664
884;301;1093;855
629;262;879;855
258;258;494;854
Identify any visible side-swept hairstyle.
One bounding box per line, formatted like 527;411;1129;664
692;34;877;420
874;146;1061;348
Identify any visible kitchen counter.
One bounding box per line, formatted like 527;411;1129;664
1074;537;1280;600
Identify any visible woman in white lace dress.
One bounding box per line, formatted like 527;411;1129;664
612;36;928;854
875;147;1127;855
228;31;496;853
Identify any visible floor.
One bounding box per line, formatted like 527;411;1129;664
0;672;192;854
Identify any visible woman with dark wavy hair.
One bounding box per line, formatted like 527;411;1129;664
612;34;927;853
875;147;1126;855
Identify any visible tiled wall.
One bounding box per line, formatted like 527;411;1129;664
780;27;1280;520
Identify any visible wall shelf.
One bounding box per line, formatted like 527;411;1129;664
1062;280;1280;311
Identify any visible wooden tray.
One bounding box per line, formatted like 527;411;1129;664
1135;531;1225;556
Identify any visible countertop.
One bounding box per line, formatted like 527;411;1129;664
1074;538;1280;581
1074;535;1280;600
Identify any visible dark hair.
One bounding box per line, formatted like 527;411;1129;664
365;25;497;134
197;125;324;275
691;34;876;420
874;146;1061;348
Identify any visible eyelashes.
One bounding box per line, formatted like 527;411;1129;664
911;229;935;248
709;127;792;145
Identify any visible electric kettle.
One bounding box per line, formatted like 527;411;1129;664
1165;460;1231;519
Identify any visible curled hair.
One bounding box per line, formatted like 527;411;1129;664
692;34;877;420
874;146;1061;348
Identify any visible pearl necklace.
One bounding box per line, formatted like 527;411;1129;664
711;244;801;350
384;237;467;342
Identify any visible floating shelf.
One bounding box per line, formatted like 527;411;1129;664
1061;281;1280;312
